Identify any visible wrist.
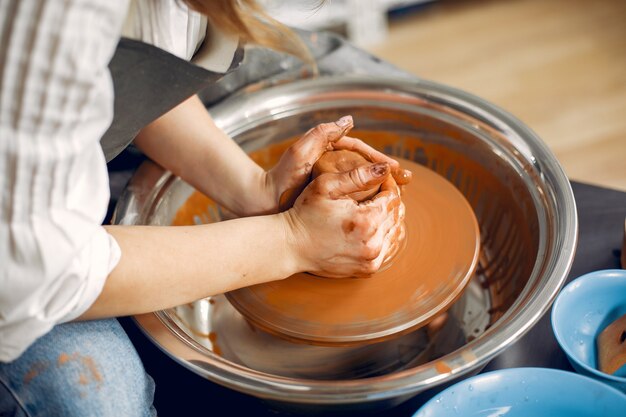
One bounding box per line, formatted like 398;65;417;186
245;169;278;216
277;210;312;275
223;168;276;217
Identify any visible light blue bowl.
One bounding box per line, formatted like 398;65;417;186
551;269;626;392
413;367;626;417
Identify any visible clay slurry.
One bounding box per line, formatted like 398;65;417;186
226;153;480;345
173;137;480;345
312;150;383;202
310;149;406;275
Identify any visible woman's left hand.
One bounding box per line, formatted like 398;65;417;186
264;115;412;212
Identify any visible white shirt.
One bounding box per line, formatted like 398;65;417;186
0;0;237;362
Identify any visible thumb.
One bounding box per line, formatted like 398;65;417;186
287;116;354;165
320;163;390;199
302;115;354;146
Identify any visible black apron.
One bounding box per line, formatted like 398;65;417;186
101;38;244;162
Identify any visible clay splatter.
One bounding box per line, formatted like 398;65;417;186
434;361;452;374
23;361;50;384
57;352;103;389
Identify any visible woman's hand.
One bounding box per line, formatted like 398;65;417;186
265;115;412;213
283;162;404;278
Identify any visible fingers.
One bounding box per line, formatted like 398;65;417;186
317;163;390;198
334;136;397;166
289;116;354;166
272;116;355;209
363;176;401;212
376;214;404;262
334;136;412;185
353;213;401;276
391;166;412;186
354;187;404;276
378;175;400;195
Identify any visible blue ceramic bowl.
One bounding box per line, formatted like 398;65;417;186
413;367;626;417
551;269;626;392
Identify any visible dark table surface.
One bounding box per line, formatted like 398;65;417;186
113;176;626;416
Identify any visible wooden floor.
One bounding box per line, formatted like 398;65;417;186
366;0;626;191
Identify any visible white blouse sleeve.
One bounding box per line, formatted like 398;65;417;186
0;0;127;362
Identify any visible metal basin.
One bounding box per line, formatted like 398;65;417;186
113;76;577;409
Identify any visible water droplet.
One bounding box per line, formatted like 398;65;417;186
579;340;584;345
524;396;529;402
468;384;474;391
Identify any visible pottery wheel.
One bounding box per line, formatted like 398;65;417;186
226;155;480;346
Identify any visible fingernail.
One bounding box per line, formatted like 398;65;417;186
371;162;389;177
335;115;353;127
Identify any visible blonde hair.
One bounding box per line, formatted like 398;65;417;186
183;0;316;71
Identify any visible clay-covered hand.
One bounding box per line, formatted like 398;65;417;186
266;115;412;212
377;175;406;268
332;135;412;186
283;162;403;278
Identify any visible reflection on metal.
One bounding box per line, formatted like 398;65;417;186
113;76;577;407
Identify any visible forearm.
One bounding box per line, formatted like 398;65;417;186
134;95;273;216
80;213;298;320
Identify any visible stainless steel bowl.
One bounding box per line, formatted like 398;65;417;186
113;76;577;408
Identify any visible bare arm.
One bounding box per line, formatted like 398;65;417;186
81;101;407;321
82;213;295;319
134;95;411;216
81;160;400;320
134;95;276;216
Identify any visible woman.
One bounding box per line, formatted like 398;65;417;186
0;0;407;415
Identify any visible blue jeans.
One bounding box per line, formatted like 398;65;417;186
0;319;156;417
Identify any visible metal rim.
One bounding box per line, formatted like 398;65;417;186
115;76;578;403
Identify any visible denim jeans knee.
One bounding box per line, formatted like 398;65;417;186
0;319;156;417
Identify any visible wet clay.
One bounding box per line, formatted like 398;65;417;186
227;157;480;345
310;149;406;275
311;150;381;201
597;313;626;375
172;131;502;345
23;361;50;384
351;128;537;325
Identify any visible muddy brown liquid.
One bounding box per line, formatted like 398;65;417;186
172;132;501;344
310;149;406;276
312;150;381;201
228;156;479;342
598;313;626;375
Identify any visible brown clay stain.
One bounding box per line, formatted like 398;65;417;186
209;332;222;356
435;361;452;374
342;220;356;234
175;136;483;345
238;156;478;329
598;313;626;374
170;309;223;356
57;352;103;389
23;361;50;384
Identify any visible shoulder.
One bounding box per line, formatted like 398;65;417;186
122;0;207;61
122;0;239;73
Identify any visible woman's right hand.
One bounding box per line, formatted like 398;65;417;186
282;162;404;278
